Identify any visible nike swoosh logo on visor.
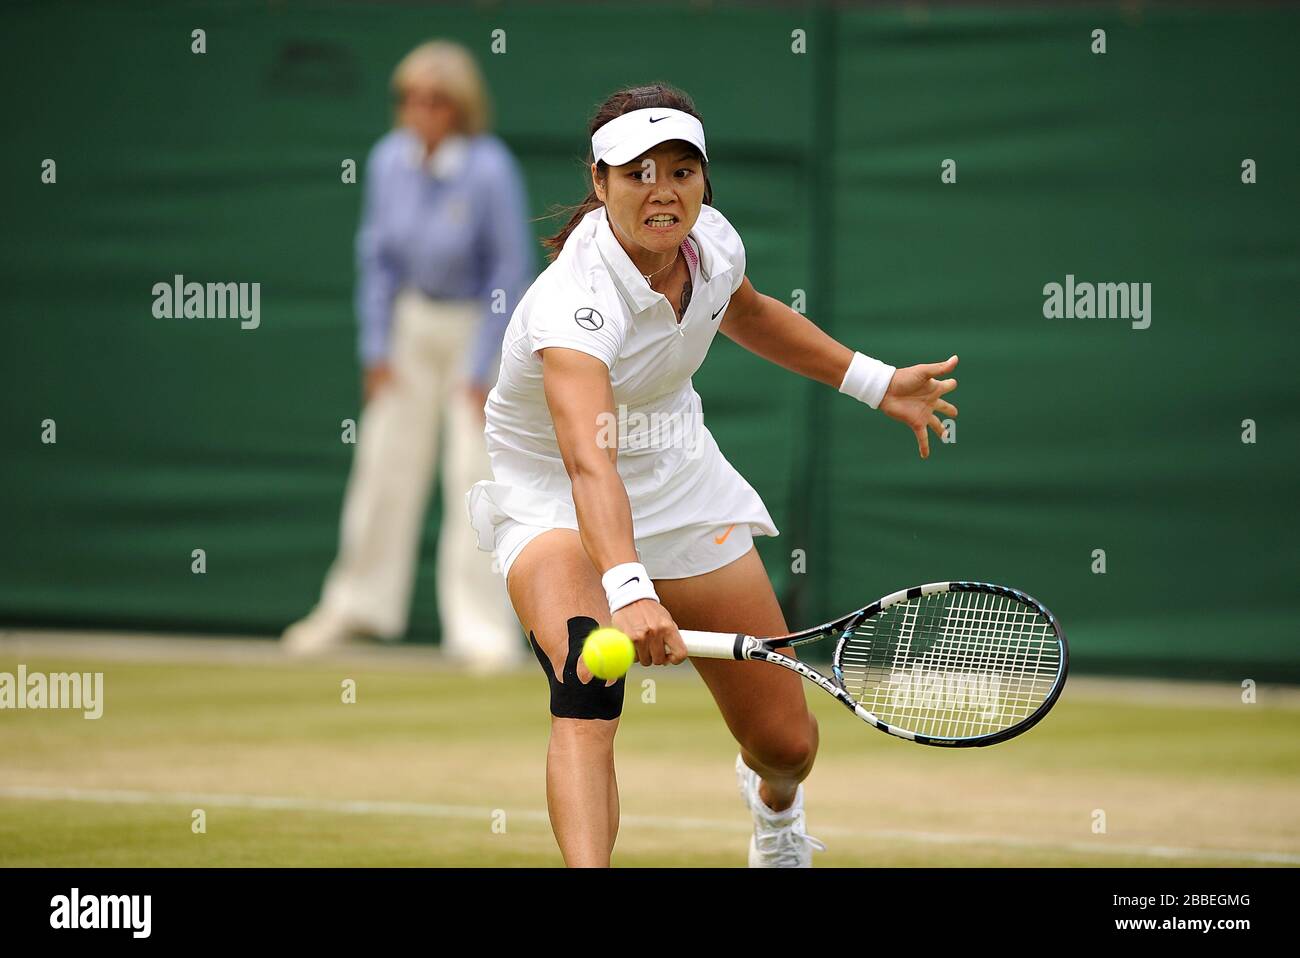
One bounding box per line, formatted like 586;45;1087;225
648;116;668;123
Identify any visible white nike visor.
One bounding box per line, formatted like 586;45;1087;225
591;108;709;167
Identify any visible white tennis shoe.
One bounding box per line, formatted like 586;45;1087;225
735;754;825;867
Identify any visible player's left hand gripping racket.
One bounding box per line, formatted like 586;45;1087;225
680;581;1067;747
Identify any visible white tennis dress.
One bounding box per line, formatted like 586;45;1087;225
465;203;778;581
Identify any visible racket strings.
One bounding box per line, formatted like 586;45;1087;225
836;590;1060;739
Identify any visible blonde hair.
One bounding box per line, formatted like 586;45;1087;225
390;40;491;135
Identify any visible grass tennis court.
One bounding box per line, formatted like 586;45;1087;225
1;636;1296;868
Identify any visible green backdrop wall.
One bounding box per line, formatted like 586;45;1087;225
2;2;1296;680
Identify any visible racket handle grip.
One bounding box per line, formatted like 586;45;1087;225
678;629;746;660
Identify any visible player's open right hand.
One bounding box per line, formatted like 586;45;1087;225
613;599;688;667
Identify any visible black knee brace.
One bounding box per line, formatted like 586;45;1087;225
529;615;625;720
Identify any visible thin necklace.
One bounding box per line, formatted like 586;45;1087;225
641;249;679;285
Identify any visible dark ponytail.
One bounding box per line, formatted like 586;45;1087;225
541;83;712;262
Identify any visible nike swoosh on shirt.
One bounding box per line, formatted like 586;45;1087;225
711;300;730;320
713;524;736;545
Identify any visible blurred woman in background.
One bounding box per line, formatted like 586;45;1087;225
284;40;534;671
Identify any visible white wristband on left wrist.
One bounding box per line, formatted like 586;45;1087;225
838;351;896;409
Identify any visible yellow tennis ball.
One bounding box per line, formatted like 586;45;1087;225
582;627;635;680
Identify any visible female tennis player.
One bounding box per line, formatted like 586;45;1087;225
467;84;958;867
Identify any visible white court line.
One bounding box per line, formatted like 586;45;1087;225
3;785;1296;865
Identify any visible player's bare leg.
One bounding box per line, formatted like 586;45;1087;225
507;529;621;867
654;545;820;811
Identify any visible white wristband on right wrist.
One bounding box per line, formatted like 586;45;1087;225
601;562;659;614
838;351;896;409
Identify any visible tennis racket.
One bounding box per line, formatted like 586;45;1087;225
680;581;1067;747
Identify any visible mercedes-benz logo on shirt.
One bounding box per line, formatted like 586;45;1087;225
574;307;604;330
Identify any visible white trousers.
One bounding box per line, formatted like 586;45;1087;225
318;289;522;662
